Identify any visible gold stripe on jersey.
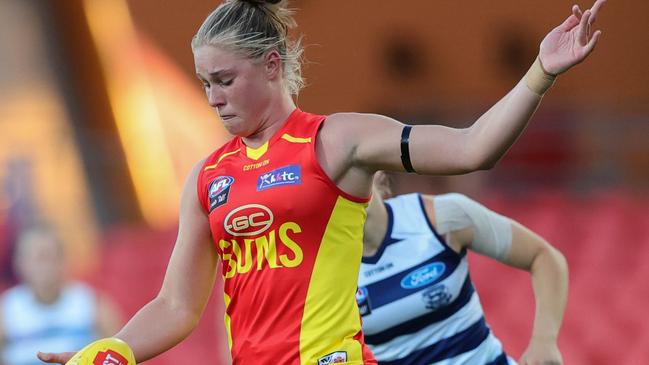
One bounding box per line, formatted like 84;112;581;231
204;149;241;171
281;133;312;144
246;142;269;160
299;196;368;365
224;293;233;349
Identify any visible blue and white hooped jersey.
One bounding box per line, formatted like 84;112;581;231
1;282;98;365
358;193;515;365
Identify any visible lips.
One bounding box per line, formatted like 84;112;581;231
220;114;235;121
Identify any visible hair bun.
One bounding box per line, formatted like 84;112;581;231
240;0;282;5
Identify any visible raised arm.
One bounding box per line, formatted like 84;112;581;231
38;161;219;364
423;193;568;365
327;1;605;182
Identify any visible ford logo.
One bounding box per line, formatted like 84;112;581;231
400;263;446;289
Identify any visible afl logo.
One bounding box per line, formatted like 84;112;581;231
209;176;234;198
224;204;274;237
400;263;446;289
208;176;234;211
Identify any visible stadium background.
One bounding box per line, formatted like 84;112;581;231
1;0;647;363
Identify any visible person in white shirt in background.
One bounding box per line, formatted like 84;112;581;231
0;225;122;365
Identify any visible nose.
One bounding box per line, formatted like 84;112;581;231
207;87;226;109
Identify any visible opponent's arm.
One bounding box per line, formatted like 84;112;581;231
343;1;605;176
424;193;568;365
38;161;219;364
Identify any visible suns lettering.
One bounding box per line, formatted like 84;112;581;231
219;222;304;278
278;222;303;267
255;233;281;270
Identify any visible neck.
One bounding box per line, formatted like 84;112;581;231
363;194;389;257
242;92;296;148
32;284;62;305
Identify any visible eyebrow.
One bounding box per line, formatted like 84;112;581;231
198;69;234;79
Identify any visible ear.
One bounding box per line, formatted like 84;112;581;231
263;49;282;80
372;171;394;199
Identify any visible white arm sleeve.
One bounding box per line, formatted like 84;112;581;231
433;193;513;261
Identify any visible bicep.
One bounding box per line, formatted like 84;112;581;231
348;114;475;175
157;164;219;314
501;221;553;271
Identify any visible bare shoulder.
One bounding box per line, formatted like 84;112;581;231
179;158;210;215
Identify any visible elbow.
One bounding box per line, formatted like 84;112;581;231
155;295;203;332
551;246;569;275
474;157;499;171
459;152;500;173
535;245;569;278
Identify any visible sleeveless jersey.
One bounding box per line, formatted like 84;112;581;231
357;194;515;365
197;109;376;365
1;282;98;365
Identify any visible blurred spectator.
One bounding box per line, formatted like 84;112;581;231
0;225;122;365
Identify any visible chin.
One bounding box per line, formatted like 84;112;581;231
222;118;250;137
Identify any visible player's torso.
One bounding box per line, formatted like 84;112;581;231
198;109;375;365
358;194;509;365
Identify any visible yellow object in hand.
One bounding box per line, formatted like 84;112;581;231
65;338;136;365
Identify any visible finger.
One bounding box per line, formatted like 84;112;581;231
37;352;57;363
572;4;583;19
588;0;607;25
583;29;602;56
578;10;591;44
37;351;74;364
557;14;580;32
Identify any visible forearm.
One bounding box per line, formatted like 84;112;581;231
114;295;202;362
465;77;545;169
529;246;569;342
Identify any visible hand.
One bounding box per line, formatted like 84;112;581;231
36;351;75;364
538;0;606;75
518;339;563;365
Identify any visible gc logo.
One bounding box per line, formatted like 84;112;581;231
224;204;274;237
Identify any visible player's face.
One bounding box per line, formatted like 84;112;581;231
194;45;275;137
16;234;65;291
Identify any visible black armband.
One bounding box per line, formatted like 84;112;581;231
400;125;416;173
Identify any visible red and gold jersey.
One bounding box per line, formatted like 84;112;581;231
197;109;376;365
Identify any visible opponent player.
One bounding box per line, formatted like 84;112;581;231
38;0;604;364
358;173;567;365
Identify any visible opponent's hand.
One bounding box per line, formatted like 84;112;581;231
538;0;606;75
518;339;563;365
36;351;75;364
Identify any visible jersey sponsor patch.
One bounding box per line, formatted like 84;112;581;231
257;164;301;191
318;351;347;365
208;176;234;211
400;262;446;289
356;286;372;316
